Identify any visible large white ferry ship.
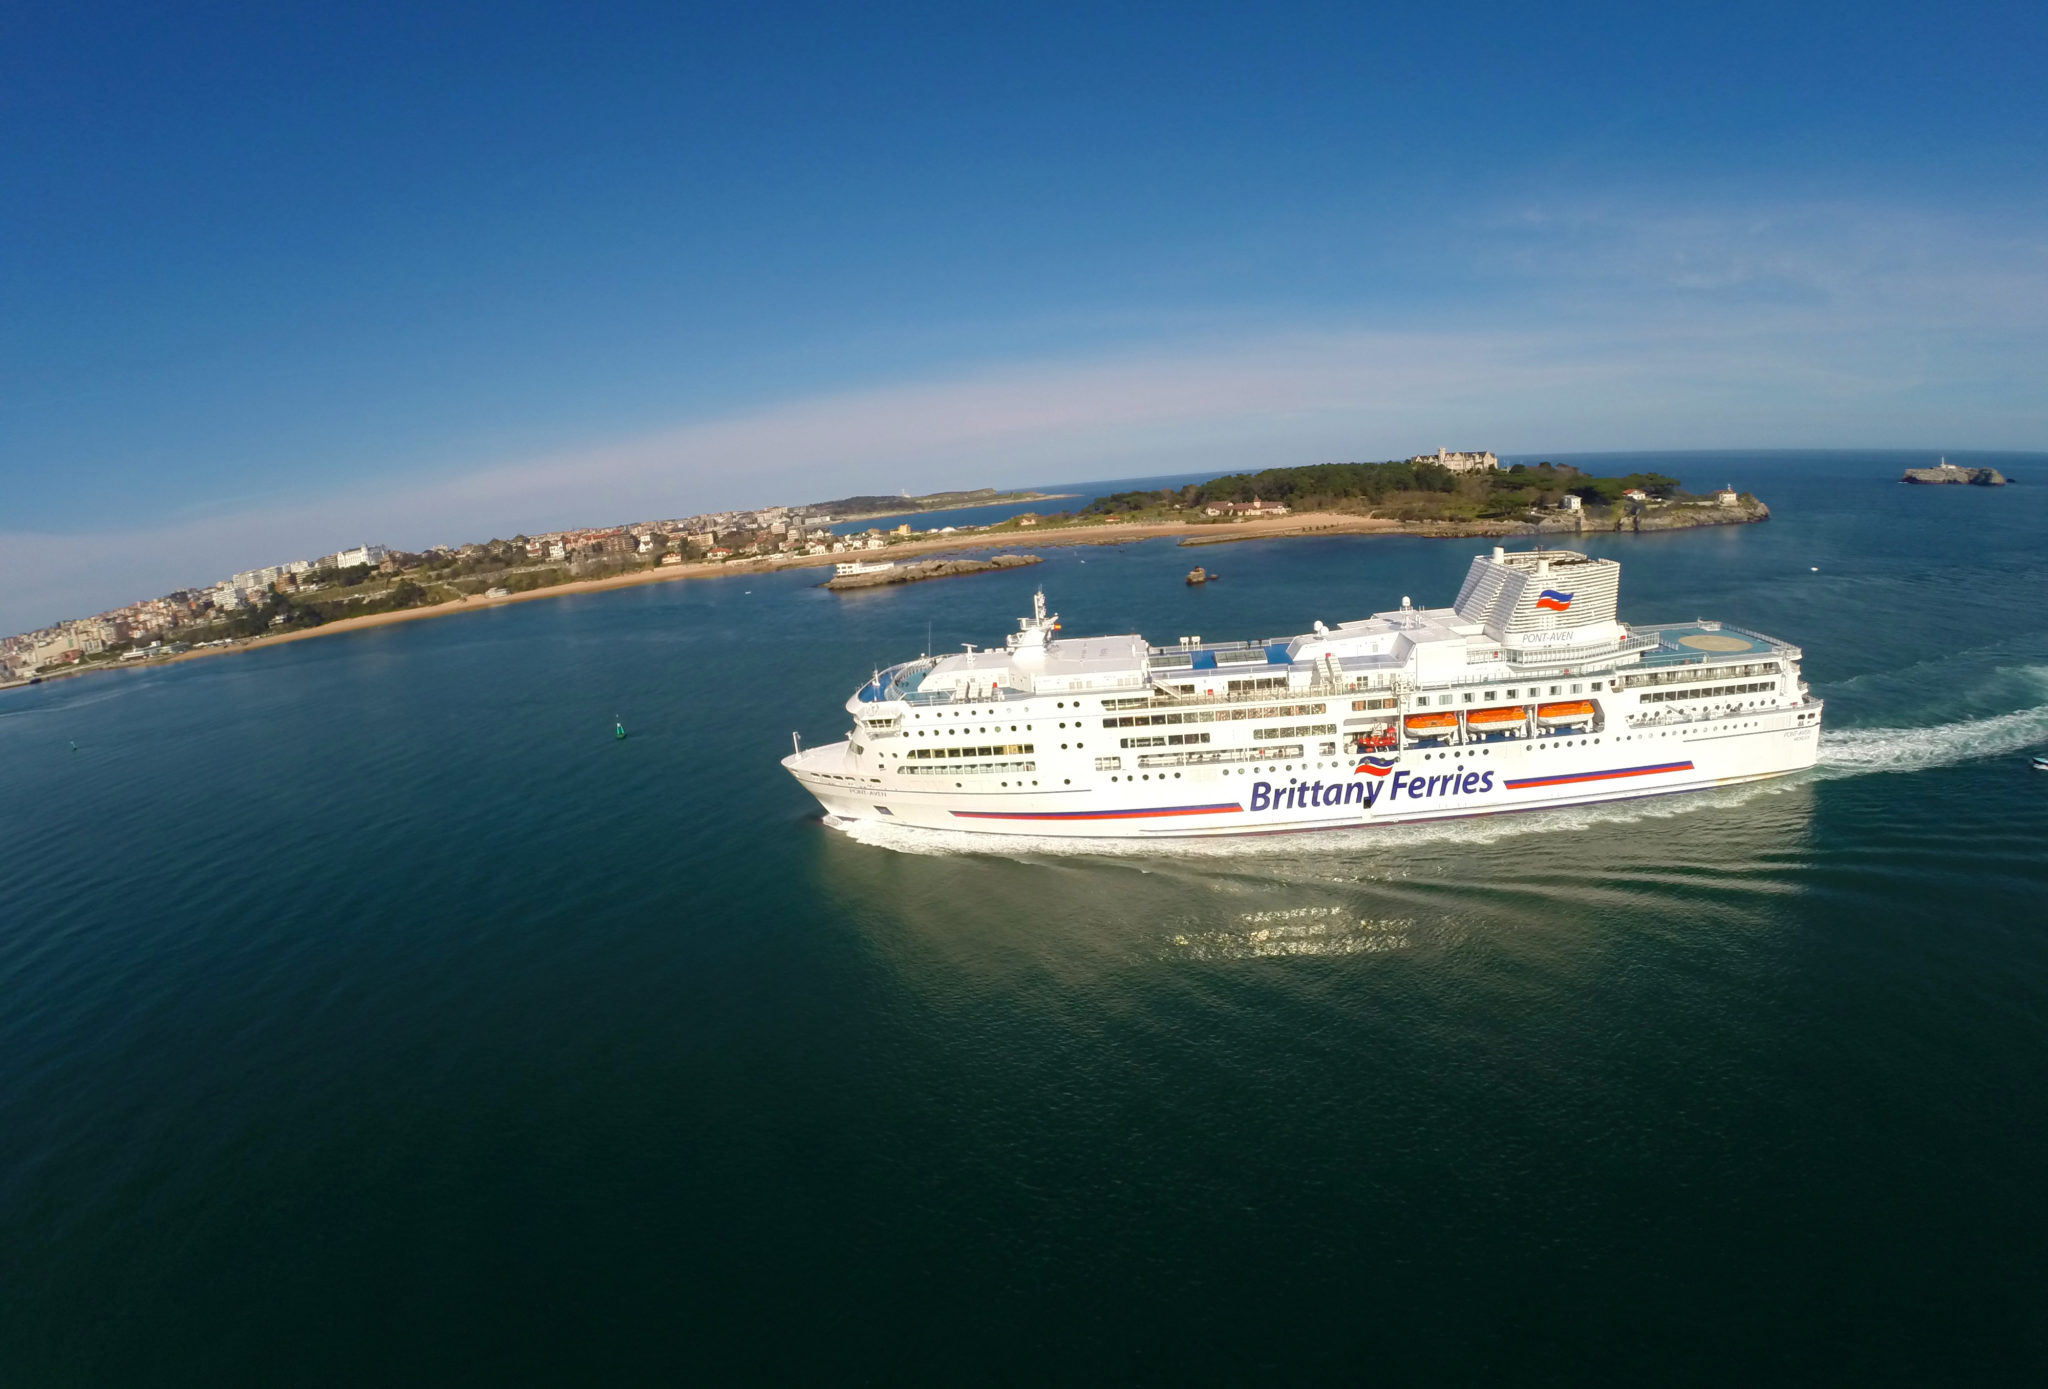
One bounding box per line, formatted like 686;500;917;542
784;547;1822;838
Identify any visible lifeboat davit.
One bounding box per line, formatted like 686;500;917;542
1536;700;1597;725
1403;711;1458;738
1465;705;1525;729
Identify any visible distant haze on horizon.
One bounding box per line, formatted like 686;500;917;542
4;0;2045;633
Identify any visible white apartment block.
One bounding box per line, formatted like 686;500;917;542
1410;447;1499;474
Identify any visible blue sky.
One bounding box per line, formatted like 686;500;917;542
4;0;2046;630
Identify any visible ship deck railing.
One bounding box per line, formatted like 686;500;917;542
1629;620;1802;668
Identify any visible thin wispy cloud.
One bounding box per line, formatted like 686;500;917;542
7;197;2046;634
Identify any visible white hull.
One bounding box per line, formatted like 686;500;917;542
787;704;1821;839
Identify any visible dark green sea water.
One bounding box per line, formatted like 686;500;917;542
5;452;2048;1384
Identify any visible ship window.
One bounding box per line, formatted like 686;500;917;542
1462;692;1474;703
1485;691;1496;700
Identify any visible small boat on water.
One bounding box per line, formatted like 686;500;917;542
1186;566;1214;585
2032;754;2048;771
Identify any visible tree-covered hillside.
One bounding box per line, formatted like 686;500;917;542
1079;461;1690;522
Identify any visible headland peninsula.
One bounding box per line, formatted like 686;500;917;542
810;486;1078;523
5;457;1765;687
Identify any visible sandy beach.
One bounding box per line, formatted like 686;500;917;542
104;512;1398;671
21;504;1736;683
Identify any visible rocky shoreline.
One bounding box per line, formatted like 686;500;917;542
823;554;1042;590
1902;464;2007;486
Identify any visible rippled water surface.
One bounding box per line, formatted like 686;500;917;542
5;452;2048;1382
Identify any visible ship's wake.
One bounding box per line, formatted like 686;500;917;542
1814;703;2048;775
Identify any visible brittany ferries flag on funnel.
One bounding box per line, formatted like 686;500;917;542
1355;756;1396;777
1535;588;1573;612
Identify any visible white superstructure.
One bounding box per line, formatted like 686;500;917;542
783;547;1822;838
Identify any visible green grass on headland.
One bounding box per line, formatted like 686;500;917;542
1077;460;1694;525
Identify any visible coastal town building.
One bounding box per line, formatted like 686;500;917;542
1408;448;1499;474
1203;498;1291;518
332;544;389;569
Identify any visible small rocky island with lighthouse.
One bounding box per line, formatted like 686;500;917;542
1902;458;2008;485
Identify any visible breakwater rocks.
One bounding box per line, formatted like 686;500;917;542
1481;497;1770;535
1903;463;2008;486
824;554;1042;590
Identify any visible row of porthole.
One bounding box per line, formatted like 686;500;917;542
914;698;1091;723
954;762;1324;788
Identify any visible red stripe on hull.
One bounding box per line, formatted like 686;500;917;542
951;802;1243;822
1503;760;1694;791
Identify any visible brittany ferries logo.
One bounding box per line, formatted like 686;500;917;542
1535;588;1574;612
1251;765;1497;812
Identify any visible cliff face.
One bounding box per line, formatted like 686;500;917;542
1511;497;1768;534
1903;465;2007;485
1625;497;1770;531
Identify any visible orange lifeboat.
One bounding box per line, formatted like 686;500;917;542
1536;700;1597;724
1403;711;1458;738
1465;705;1525;729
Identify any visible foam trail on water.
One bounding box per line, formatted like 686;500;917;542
1817;701;2048;775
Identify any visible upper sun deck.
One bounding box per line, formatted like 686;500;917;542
847;555;1803;712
